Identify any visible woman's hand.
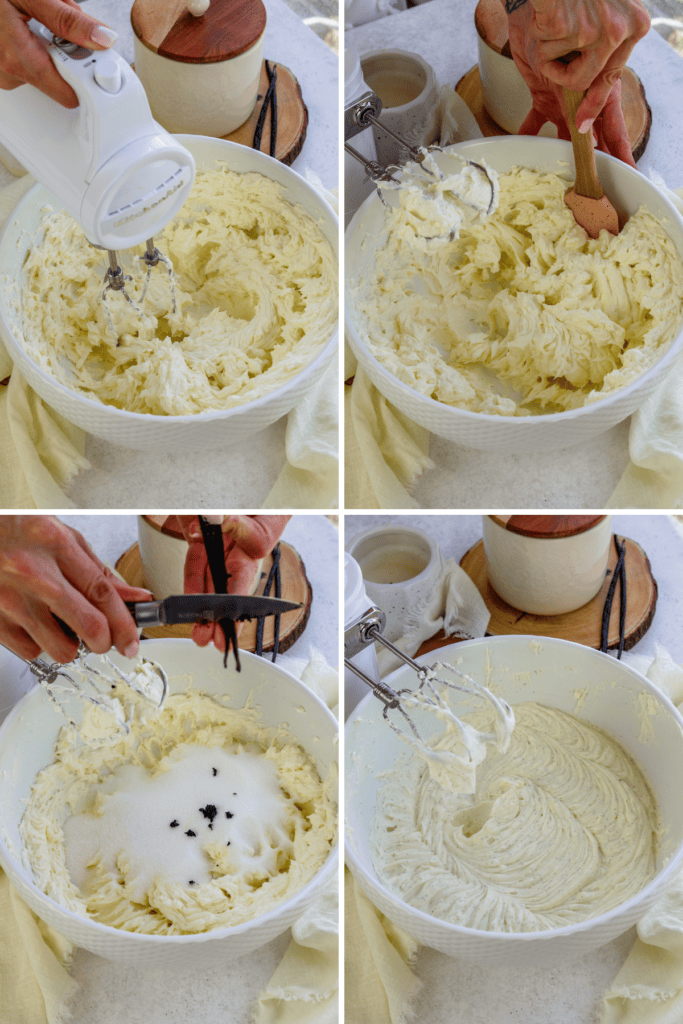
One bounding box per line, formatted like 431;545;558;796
0;0;117;108
167;515;291;651
507;0;650;166
0;516;152;663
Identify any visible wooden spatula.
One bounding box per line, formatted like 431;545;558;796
563;88;620;239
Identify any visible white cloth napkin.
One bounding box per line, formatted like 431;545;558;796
373;558;490;675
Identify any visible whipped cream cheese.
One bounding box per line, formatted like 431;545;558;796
352;165;683;415
19;167;337;416
371;701;657;932
21;689;336;934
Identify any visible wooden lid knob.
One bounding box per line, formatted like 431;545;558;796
487;515;608;539
131;0;267;64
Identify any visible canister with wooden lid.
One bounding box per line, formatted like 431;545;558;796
131;0;267;137
482;515;613;615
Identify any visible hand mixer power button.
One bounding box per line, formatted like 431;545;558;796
93;57;122;93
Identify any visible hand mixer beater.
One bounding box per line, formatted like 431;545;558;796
0;23;196;328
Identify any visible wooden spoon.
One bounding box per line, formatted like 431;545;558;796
563;87;620;239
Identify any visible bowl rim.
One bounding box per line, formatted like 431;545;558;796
0;641;339;945
0;135;339;425
345;633;683;943
345;135;683;426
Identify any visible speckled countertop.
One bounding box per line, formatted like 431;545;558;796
344;512;683;1024
0;0;338;510
0;513;339;1024
347;0;683;509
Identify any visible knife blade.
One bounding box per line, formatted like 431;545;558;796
125;594;301;628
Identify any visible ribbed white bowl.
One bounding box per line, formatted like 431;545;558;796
0;640;338;965
0;137;338;453
345;136;683;453
345;635;683;966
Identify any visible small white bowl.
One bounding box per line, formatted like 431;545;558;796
0;640;338;965
0;136;338;453
345;635;683;967
345;136;683;453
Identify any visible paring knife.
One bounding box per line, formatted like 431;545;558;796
125;594;301;628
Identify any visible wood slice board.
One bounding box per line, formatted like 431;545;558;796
115;540;312;654
455;64;652;163
447;536;657;652
225;61;308;165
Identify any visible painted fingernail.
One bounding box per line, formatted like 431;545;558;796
579;119;594;135
90;25;118;48
124;640;139;659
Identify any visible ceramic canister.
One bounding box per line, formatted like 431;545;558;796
359;49;439;167
345;525;443;642
482;515;613;615
138;515;263;599
131;0;267;137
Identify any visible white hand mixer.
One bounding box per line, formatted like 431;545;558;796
0;22;196;315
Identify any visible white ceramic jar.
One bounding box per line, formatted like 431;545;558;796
131;0;266;137
137;515;263;599
359;49;439;167
344;552;381;717
482;515;613;615
345;525;443;641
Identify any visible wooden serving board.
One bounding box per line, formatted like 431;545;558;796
226;61;308;165
115;540;312;654
455;64;652;163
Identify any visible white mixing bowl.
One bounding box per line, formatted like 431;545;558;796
345;635;683;967
346;136;683;453
0;137;338;453
0;640;338;965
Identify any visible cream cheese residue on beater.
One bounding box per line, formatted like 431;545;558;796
371;699;657;932
19;166;337;415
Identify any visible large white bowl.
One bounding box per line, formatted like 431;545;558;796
345;635;683;967
0;640;338;965
0;137;339;453
346;136;683;453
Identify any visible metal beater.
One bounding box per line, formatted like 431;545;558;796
344;91;497;219
4;641;168;733
345;605;514;753
0;24;195;328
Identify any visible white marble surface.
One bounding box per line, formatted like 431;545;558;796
343;512;683;1024
0;0;339;510
347;0;683;509
0;512;339;1023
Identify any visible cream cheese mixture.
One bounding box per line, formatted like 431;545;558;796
352;164;683;415
18;167;337;415
21;685;336;935
371;701;657;932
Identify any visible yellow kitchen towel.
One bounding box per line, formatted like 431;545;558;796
253;647;339;1023
0;173;88;509
264;358;339;510
0;869;78;1024
345;185;683;511
345;870;422;1024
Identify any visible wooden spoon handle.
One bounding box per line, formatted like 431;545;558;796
563;88;604;200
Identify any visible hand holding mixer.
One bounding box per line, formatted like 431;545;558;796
0;23;196;324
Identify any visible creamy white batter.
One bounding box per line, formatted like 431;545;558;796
371;701;657;932
21;689;336;934
352;165;683;415
19;167;337;415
